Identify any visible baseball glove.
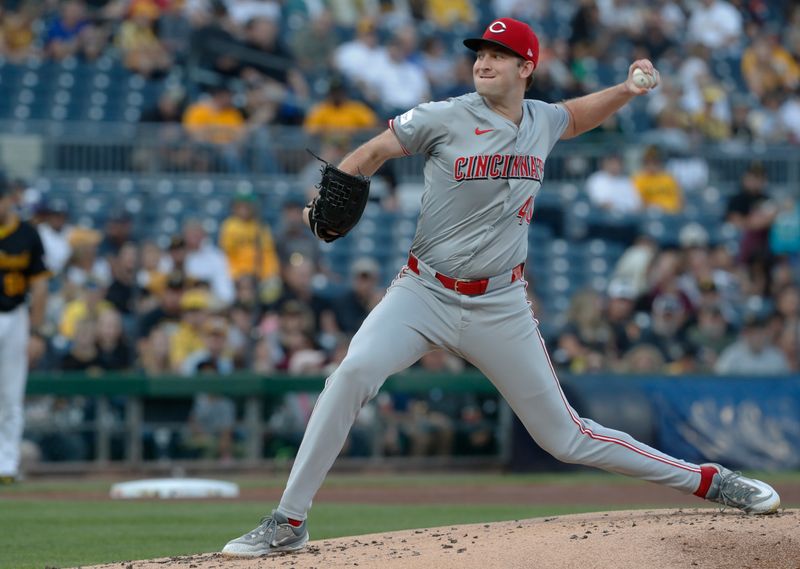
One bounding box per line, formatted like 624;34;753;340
306;152;370;243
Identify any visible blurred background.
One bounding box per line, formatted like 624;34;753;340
2;0;800;474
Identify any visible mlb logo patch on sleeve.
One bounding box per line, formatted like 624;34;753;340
399;110;414;125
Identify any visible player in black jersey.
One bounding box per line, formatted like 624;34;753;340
0;174;49;484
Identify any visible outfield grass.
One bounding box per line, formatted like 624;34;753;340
1;471;797;569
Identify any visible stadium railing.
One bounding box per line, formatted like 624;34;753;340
3;120;800;186
24;371;800;474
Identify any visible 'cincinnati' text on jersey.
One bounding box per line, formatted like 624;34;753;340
453;154;544;182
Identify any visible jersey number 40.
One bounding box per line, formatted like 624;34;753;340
516;196;534;225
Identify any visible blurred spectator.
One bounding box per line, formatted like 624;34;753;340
638;293;691;364
218;191;280;283
289;9;339;74
685;303;736;372
749;89;792;143
741;31;799;101
420;36;456;97
618;343;666;374
141;86;186;123
690;86;732;141
186;387;238;463
725;162;779;291
239;16;309;103
569;0;603;54
686;0;743;53
441;54;477;98
612;236;659;297
95;308;133;370
159;235;188;283
585;154;642;214
115;1;173;78
605;277;640;356
556;289;615;373
425;0;475;28
138;324;171;375
189;1;241;78
631;146;683;214
779;89;800;144
251;336;276;373
182;84;247;172
333;257;383;335
182;318;238;462
181;316;234;376
714;311;790;375
770;194;800;260
181;219;235;306
273;196;321;267
168;288;211;371
728;96;757;143
65;228;111;289
0;4;38;62
272;256;337;341
60;318;102;372
664;142;710;194
105;242;141;316
226;0;281;27
775;284;800;370
99;209;135;259
34;198;72;275
333;18;384;87
363;35;430;115
59;280;113;340
403;351;460;456
138;271;184;339
274;300;326;373
137;240;168;297
303;78;378;135
138;86;191;170
44;0;91;60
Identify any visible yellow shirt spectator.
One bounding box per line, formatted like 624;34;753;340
59;298;114;339
219;215;280;281
632;172;683;214
183;89;245;145
741;36;800;98
304;100;378;135
169;288;211;370
169;322;206;370
427;0;475;28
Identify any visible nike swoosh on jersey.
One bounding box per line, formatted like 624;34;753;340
474;127;494;135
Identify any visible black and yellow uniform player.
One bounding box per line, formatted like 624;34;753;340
0;174;49;484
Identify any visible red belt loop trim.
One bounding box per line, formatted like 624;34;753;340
511;262;525;283
407;253;419;274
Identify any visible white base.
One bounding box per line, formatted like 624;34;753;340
110;478;240;499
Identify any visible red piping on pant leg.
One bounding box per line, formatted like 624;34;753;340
529;313;701;475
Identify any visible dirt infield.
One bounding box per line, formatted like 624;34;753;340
83;509;800;569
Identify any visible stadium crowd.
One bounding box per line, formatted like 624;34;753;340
2;0;800;461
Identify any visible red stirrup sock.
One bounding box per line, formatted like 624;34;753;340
693;465;719;497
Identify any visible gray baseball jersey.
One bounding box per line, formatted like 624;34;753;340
389;92;568;278
275;93;708;522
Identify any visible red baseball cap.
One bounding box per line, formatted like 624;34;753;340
463;18;539;69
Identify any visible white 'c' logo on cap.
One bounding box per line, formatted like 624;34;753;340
488;21;507;33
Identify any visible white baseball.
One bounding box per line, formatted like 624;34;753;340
632;68;653;89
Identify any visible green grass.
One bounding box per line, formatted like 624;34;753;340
0;501;596;569
1;470;797;568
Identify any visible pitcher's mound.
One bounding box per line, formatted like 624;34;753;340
88;508;799;569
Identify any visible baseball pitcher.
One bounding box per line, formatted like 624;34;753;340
222;17;780;556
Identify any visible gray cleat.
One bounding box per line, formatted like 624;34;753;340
703;463;780;514
221;510;309;557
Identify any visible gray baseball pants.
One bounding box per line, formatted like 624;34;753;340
277;265;703;520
